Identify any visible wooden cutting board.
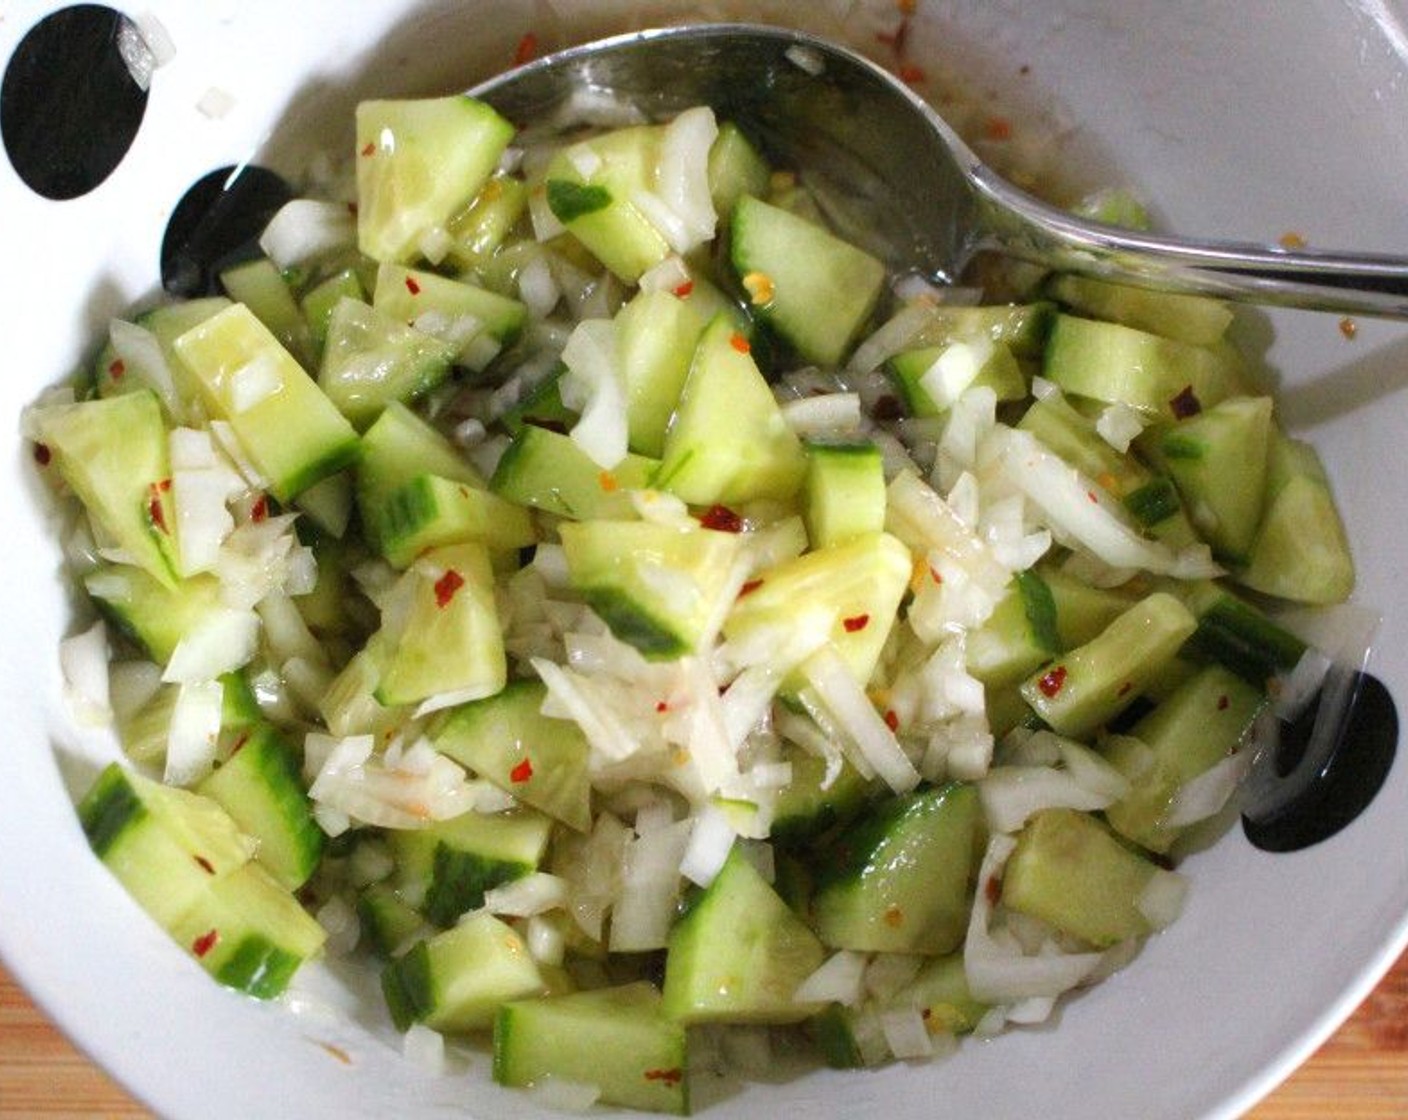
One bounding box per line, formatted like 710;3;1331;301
2;953;1405;1117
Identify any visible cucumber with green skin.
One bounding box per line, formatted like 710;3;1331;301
173;303;360;502
810;782;983;956
494;983;689;1115
661;848;826;1025
730;194;886;367
382;910;546;1032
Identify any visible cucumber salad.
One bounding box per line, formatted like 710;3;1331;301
25;78;1357;1115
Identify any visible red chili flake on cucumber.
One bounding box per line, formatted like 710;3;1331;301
883;709;900;732
32;442;51;466
656;700;669;713
843;614;870;633
738;579;763;598
148;483;169;533
643;1068;683;1085
108;358;125;380
404;275;421;295
672;280;694;299
698;504;743;532
192;929;219;957
193;855;215;874
729;332;751;354
510;758;533;783
1037;665;1068;698
360;141;375;157
250;495;269;522
434;569;465;607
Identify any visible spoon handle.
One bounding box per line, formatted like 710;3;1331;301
973;170;1408;318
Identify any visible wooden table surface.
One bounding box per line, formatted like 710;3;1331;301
2;952;1406;1117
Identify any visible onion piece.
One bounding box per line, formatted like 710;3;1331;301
654;105;718;251
165;679;224;786
402;1024;446;1076
779;392;863;438
162;608;260;683
679;804;736;888
483;873;569;917
794;950;868;1007
1164;749;1252;828
800;646;920;794
1136;868;1190;930
879;1007;935;1060
560;318;627;469
609;819;691;952
259;200;356;269
59;620;112;727
964;835;1105;1003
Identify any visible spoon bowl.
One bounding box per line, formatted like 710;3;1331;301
474;22;1408;316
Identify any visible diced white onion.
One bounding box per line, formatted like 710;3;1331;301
919;338;994;412
164;679;224;786
402;1024;446;1076
779;393;863;438
1094;402;1147;452
654;105;718;252
524;1077;601;1114
1272;646;1333;722
679;805;736;888
59;620;111;727
1165;749;1253;828
784;43;825;76
794;950;868;1006
162;608;260;683
801;646;920;794
1136;868;1190;930
847;301;939;374
979;766;1117;834
109;319;180;417
228;354;283;413
259;200;356;269
517;253;560;318
609;819;691;952
879;1007;935;1060
526;914;566;966
964;835;1104;1003
560;318;628;469
483;873;569;917
195;86;236;119
316;894;361;956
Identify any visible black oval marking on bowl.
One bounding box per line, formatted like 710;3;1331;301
1243;671;1397;852
160;165;294;297
1;5;149;200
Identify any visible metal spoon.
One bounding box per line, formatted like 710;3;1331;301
472;21;1408;316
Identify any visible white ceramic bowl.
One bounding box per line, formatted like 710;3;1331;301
4;2;1408;1118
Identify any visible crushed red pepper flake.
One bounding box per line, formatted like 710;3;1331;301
319;1042;353;1065
1168;384;1202;419
729;332;751;354
843;613;871;633
1086;489;1099;503
108;358;126;379
360;141;375;157
1339;317;1359;340
513;31;538;66
228;731;250;755
883;904;905;928
404;275;421;296
434;568;465;607
597;470;619;493
1217;694;1230;711
985;874;1003;905
737;578;763;598
193;854;215;875
250;494;269;522
1118;681;1132;697
510;758;533;783
872;394;902;422
148;484;169;533
1037;665;1068;698
698;504;744;533
656;700;670;713
898;63;927;85
672;279;695;299
984;115;1013;141
32;442;51;466
644;1068;683;1086
883;709;900;732
192;929;219;958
